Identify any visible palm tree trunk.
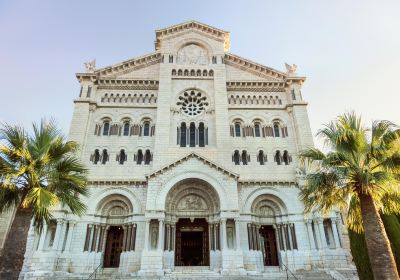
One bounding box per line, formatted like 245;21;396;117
0;206;32;280
359;192;399;280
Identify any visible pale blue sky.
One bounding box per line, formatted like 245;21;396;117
1;0;399;147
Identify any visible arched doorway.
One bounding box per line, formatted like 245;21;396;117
165;179;220;267
250;194;287;267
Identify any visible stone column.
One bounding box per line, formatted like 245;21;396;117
38;223;48;251
279;224;286;251
57;220;68;252
234;219;241;250
306;220;316;250
171;224;176;251
52;219;64;251
331;218;341;249
65;222;76;252
287;224;294;250
273;224;281;251
317;219;327;249
143;220;150;251
221;219;227;250
158;219;164;251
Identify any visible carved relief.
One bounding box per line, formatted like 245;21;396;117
177;44;209;65
177;195;207;210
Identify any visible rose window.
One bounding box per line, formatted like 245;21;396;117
176;90;208;116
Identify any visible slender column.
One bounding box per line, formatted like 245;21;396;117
306;220;316;250
126;225;132;252
158;219;164;251
65;222;76;252
272;224;281;252
57;221;68;252
280;224;286;251
234;219;241;250
317;219;327;249
335;218;344;247
287;224;294;250
144;220;150;251
214;224;218;250
52;219;64;251
331;218;341;248
130;224;137;251
38;223;48;251
221;219;227;250
171;224;176;251
122;225;127;251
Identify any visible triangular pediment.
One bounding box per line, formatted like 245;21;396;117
225;53;287;82
146;152;238;179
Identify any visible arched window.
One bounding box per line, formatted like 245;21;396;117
123;122;130;136
199;122;205;147
93;149;100;164
203;70;208;76
234;123;241;137
242;150;248;165
118;149;126;165
258;150;265;165
178;69;182;76
136;150;143;165
197;69;201;76
275;150;281;165
103;121;110;136
172;69;176;76
184;70;189;76
190;69;195;76
144;149;152;165
254;123;261;137
101;149;108;164
283;150;290;165
189;122;196;147
273;122;280;137
180;122;186;147
209;70;214;76
233;150;240;165
143;122;150;136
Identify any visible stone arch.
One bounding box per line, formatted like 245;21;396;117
165;178;220;217
173;38;214;57
242;188;293;216
87;188;142;214
153;171;227;211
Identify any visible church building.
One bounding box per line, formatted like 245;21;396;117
17;21;356;279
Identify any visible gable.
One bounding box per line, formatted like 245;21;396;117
225;64;280;82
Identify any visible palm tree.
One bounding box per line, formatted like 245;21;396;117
0;120;88;280
299;112;400;280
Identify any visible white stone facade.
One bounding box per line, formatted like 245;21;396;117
17;21;356;279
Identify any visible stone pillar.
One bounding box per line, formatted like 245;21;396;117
331;218;341;248
65;222;75;252
279;224;286;251
158;219;164;251
306;220;316;250
52;219;63;251
57;220;68;252
38;223;48;251
234;219;241;250
221;219;227;250
122;225;128;252
171;224;176;251
317;219;327;249
143;220;150;251
273;224;281;251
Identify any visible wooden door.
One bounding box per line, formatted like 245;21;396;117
260;225;279;266
103;226;124;268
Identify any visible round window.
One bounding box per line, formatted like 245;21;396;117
177;90;208;116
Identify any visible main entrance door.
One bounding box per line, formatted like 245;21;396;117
259;225;279;266
103;226;124;268
175;218;209;266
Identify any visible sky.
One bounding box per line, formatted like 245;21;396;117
0;0;399;148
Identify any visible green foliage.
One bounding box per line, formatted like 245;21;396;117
381;214;400;275
299;112;400;233
348;228;373;280
0;119;88;229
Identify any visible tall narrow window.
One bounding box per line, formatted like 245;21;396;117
189;122;196;147
234;123;241;137
233;150;240;165
101;149;108;164
283;150;290;165
275;150;281;165
93;149;100;164
258;151;265;165
199;122;205;147
144;150;152;165
273;122;280;137
118;149;126;165
254;123;261;137
143;122;150;136
242;150;248;165
137;150;143;165
103;122;110;136
87;86;92;98
291;89;296;100
180;123;187;147
123;122;130;136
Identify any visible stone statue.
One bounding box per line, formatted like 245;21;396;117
84;59;96;73
285;62;297;75
227;227;234;249
151;226;158;249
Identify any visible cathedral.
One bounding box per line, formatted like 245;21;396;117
15;21;357;279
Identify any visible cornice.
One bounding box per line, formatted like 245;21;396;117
155;20;230;51
225;53;287;80
226;81;286;92
88;180;147;186
238;180;298;187
97;79;159;90
146;152;239;179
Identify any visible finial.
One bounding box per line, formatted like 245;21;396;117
84;59;96;73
